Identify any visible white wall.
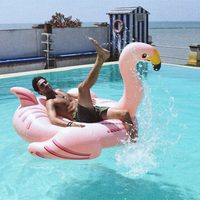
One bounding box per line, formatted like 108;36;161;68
0;29;43;59
0;27;109;60
53;27;108;54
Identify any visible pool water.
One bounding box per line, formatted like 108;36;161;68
0;64;199;200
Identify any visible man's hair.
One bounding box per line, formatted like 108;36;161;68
32;76;47;92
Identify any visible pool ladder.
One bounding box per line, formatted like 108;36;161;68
42;33;56;69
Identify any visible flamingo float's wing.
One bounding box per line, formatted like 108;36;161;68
10;87;38;107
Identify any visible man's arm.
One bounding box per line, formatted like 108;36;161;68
46;100;84;128
46;99;70;127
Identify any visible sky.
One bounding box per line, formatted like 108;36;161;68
0;0;199;24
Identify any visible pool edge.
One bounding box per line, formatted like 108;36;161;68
0;61;118;79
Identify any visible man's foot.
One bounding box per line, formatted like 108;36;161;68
89;37;110;62
124;122;138;142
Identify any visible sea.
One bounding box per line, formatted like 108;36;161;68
0;21;200;64
148;21;200;64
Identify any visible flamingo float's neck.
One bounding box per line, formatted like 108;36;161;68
115;44;143;118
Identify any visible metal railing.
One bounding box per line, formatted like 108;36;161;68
154;44;189;62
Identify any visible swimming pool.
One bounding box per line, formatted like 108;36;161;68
0;63;199;200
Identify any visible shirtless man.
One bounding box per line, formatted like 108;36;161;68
32;38;137;140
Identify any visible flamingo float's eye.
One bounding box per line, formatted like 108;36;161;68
142;53;147;58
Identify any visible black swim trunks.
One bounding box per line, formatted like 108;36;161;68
73;104;109;123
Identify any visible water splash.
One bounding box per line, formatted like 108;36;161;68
115;79;178;177
116;140;158;177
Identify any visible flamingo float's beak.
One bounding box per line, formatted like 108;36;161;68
148;48;161;71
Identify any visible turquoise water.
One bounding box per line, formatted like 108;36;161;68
0;63;200;200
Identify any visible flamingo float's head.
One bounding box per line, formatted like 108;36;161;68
145;45;161;71
119;42;161;71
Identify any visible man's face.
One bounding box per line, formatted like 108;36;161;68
37;79;52;95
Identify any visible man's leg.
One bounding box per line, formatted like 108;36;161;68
78;38;110;108
102;108;138;141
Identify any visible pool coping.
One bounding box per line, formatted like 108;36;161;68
0;61;199;79
0;61;118;79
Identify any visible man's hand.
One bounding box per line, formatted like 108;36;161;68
72;123;85;128
67;122;85;128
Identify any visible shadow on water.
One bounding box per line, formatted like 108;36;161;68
50;166;193;200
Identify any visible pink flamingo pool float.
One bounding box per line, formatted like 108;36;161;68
11;42;161;160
